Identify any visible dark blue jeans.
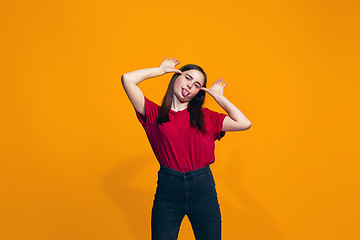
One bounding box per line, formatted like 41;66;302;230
151;165;222;240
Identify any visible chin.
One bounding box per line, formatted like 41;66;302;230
174;94;187;103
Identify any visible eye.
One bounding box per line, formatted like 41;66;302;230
186;76;191;80
195;83;200;88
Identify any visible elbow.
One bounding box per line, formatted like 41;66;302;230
121;73;137;87
223;119;252;132
121;74;132;88
121;74;127;86
241;121;251;131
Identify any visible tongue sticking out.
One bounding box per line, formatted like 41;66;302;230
182;89;189;97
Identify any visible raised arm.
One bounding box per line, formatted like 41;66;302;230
201;79;252;131
121;57;182;116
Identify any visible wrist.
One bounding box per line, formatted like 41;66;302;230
151;67;166;77
212;94;225;101
157;67;168;75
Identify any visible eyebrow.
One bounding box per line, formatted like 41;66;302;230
186;74;202;86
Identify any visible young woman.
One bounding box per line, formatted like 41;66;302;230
121;57;251;240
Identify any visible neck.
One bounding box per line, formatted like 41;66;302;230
171;94;188;111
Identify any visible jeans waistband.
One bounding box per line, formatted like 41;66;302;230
159;165;211;177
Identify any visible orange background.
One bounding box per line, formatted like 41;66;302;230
1;0;359;239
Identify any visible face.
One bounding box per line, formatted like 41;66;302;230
173;69;205;103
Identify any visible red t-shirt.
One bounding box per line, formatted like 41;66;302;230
135;96;227;172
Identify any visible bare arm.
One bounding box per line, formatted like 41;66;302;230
121;57;182;116
201;79;251;131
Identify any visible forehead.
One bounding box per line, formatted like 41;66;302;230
183;70;205;84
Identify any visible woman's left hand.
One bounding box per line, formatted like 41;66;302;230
201;78;228;98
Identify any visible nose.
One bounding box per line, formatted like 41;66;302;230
186;81;193;89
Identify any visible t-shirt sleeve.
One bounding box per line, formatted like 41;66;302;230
204;108;227;141
135;96;159;126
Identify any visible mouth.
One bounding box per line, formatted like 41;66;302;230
181;88;189;97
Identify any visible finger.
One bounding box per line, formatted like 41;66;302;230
171;68;182;74
223;81;228;87
200;87;208;92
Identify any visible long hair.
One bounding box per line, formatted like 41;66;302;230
157;64;207;133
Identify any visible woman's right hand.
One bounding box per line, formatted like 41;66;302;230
159;57;182;74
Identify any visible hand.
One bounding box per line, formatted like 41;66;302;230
159;57;182;74
201;78;228;98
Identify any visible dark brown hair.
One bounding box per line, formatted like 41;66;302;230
157;64;207;133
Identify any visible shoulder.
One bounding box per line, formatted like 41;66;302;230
201;107;227;124
201;107;222;117
144;96;161;112
136;96;160;126
201;107;227;140
145;96;160;107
